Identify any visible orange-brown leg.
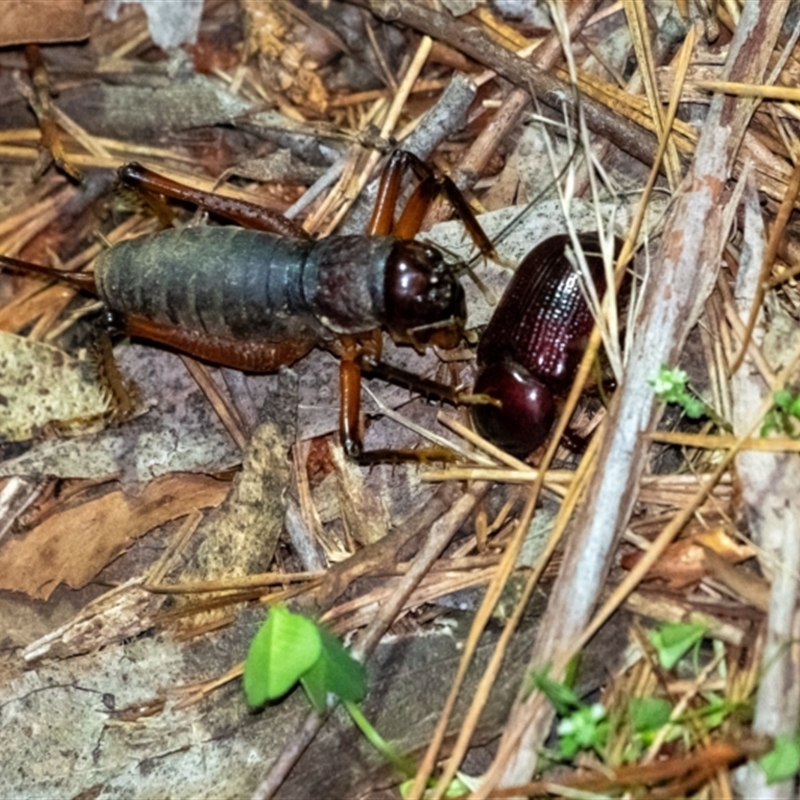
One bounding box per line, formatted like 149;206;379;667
432;172;497;258
352;153;419;452
339;351;363;457
393;175;440;241
107;311;314;373
117;163;310;239
344;345;460;464
366;149;408;236
370;150;496;257
337;330;386;457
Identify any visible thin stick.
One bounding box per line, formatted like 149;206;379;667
435;413;534;470
480;3;785;792
146;571;325;594
646;431;800;451
731;155;800;372
694;79;800;101
622;0;681;187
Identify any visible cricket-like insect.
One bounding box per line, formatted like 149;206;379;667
0;151;493;458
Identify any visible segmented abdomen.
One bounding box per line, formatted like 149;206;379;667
95;227;325;343
97;225;401;347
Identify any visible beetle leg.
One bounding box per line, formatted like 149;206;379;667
117;163;310;240
561;428;590;454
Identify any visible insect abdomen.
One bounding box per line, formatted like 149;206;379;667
94;227;321;342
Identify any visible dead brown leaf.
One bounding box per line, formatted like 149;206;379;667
621;527;754;589
0;473;228;599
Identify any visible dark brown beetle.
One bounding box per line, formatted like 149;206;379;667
471;233;617;457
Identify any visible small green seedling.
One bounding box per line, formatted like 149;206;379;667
399;771;481;799
761;388;800;438
627;696;674;746
651;366;709;420
648;621;706;670
244;605;325;708
530;623;745;767
244;606;477;793
760;734;800;785
531;666;609;760
244;605;411;774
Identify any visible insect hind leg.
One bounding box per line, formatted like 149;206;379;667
117;163;310;240
108;310;314;373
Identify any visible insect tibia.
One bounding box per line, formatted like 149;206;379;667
360;357;461;405
356;447;458;466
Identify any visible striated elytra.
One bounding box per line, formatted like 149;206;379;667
472;233;617;457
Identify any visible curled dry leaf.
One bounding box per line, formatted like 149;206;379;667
621;526;755;589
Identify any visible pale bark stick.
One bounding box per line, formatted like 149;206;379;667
734;171;800;800
478;3;788;792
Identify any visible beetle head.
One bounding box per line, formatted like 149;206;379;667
472;359;555;457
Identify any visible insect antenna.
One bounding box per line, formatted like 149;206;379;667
418;145;583;311
0;255;96;293
463;141;582;274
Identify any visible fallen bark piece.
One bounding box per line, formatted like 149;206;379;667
732;168;800;800
22;577;160;662
0;331;113;442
